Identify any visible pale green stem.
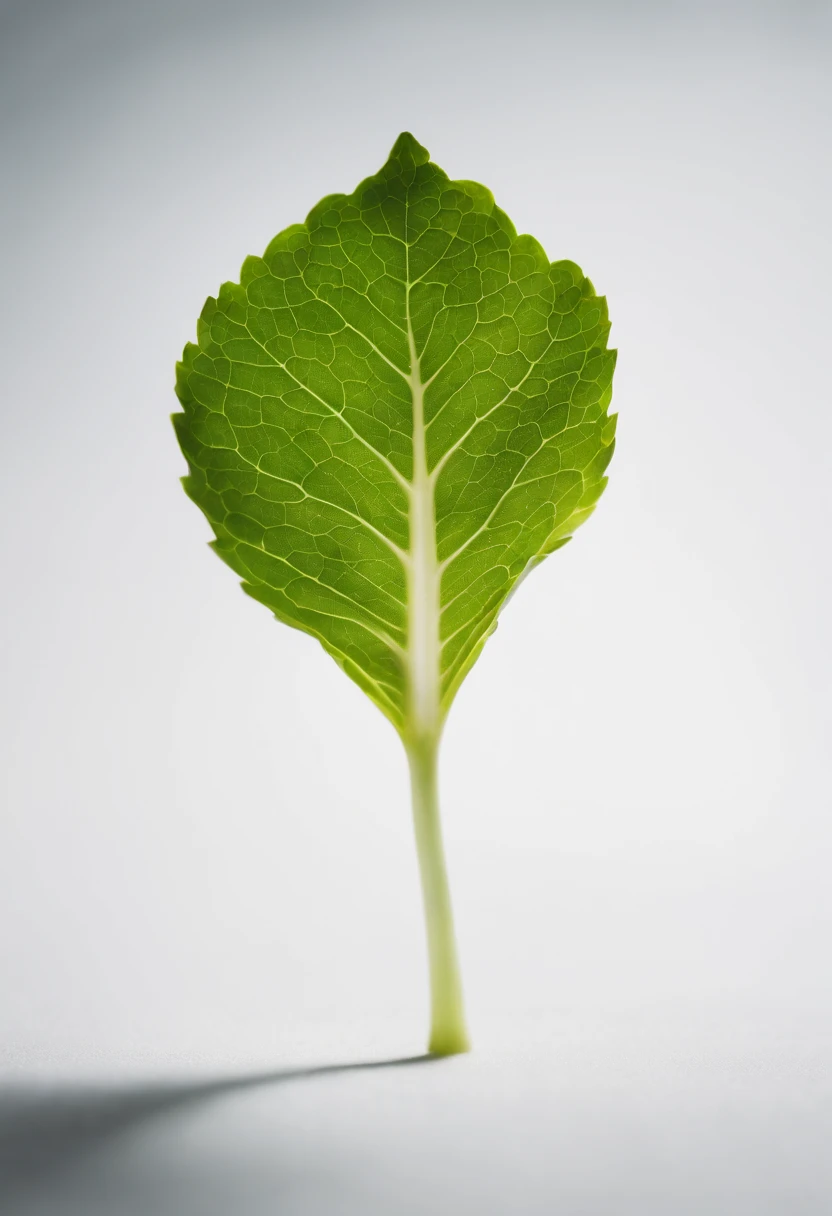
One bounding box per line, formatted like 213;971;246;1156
402;212;468;1055
406;735;470;1056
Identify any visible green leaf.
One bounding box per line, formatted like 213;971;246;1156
174;133;617;1055
173;132;617;742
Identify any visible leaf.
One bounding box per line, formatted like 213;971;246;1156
173;133;618;1055
173;133;616;741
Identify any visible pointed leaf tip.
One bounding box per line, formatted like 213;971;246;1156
388;131;430;167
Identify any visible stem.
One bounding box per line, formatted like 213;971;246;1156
402;198;468;1055
406;736;470;1056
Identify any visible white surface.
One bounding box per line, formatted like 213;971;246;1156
2;1010;831;1214
1;0;830;1210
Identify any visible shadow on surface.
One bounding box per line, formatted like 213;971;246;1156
0;1053;437;1203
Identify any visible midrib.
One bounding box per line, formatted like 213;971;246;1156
405;285;441;741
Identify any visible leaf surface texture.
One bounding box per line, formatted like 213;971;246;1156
174;134;616;733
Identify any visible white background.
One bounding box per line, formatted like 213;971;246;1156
1;1;830;1211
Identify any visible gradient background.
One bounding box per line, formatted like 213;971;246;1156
1;0;831;1212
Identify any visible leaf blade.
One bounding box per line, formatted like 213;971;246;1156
174;133;616;734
